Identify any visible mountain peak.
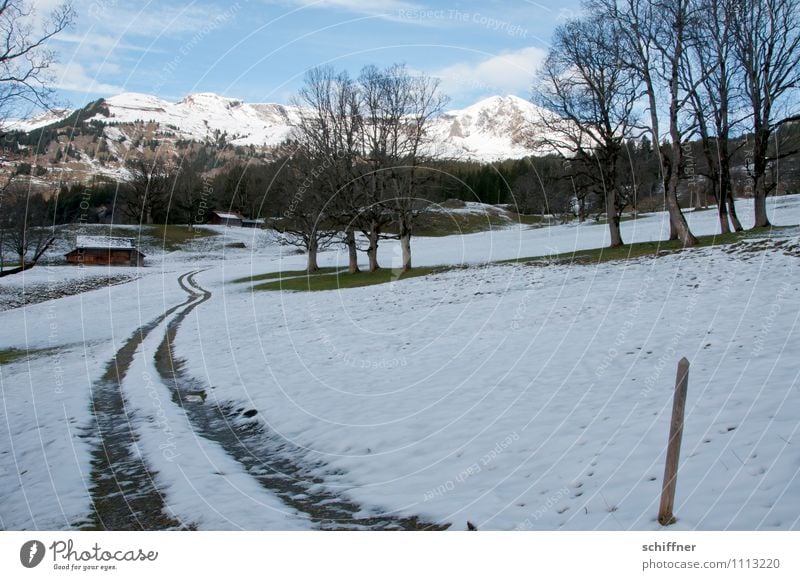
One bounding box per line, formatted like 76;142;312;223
180;92;242;108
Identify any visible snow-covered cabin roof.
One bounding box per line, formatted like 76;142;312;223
212;211;242;220
75;235;136;250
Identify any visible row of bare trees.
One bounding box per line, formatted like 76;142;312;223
534;0;800;247
278;63;447;273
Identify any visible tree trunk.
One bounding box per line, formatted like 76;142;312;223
666;179;697;247
752;130;772;228
666;140;697;247
753;184;770;228
719;155;742;232
727;190;743;232
709;175;731;234
367;226;380;272
346;229;359;274
716;191;731;235
666;185;679;240
307;237;319;273
666;15;697;249
399;223;412;272
606;190;623;247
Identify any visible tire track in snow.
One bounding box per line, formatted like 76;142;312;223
81;271;202;530
155;271;448;530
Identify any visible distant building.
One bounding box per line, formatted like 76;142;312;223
241;218;265;229
65;236;145;267
209;211;243;227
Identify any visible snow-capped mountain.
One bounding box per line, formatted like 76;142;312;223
90;92;299;149
16;92;554;163
5;108;73;132
428;95;554;161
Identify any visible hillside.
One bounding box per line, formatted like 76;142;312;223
2;92;557;189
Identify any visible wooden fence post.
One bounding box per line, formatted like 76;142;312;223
658;357;690;526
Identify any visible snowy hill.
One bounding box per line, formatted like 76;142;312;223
5;108;73;132
92;92;299;148
427;95;556;161
16;92;554;162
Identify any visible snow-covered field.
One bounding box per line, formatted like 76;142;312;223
1;196;798;530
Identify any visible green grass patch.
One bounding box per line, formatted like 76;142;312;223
507;226;794;267
253;266;447;292
592;214;640;226
510;213;550;226
0;349;29;365
146;225;216;252
0;348;56;365
232;267;340;284
413;211;512;237
412;209;549;236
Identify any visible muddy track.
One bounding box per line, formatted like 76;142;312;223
81;271;204;530
155;272;448;530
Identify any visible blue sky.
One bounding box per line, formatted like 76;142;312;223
36;0;583;112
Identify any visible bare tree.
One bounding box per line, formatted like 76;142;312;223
0;0;75;126
170;157;205;230
595;0;699;246
0;182;55;275
533;12;641;247
356;63;447;272
364;64;446;272
730;0;800;228
271;153;339;273
124;157;172;225
290;66;364;274
355;64;402;273
683;0;744;234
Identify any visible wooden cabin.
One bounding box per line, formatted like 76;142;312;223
65;236;145;267
209;211;243;227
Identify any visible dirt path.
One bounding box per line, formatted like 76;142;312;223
155;272;448;530
81;271;202;530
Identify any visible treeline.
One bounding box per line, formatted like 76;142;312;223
532;0;800;246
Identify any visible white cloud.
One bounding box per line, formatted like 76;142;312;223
55;32;159;54
83;2;228;37
52;61;125;95
433;47;547;101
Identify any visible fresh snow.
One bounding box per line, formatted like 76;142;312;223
1;196;798;530
74;235;137;249
428;94;557;160
92;92;298;149
4;109;72;132
212;211;243;220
